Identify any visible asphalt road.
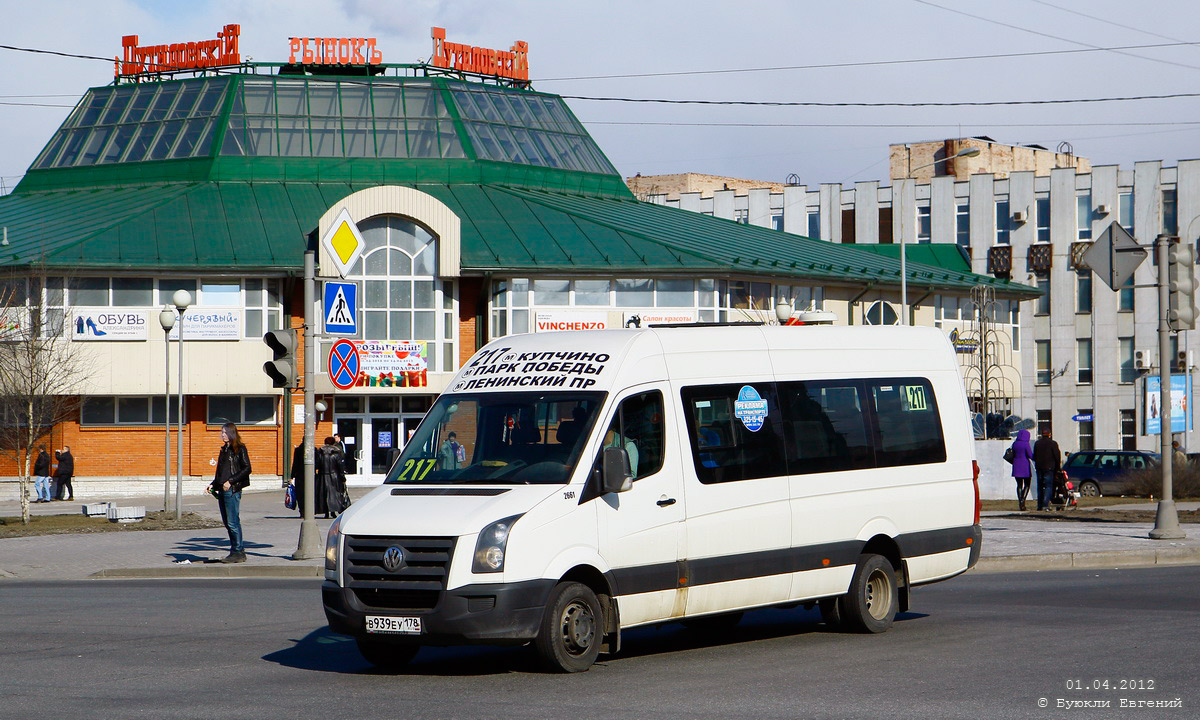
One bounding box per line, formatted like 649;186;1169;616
3;567;1197;720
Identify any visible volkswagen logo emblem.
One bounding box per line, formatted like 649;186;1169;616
382;545;406;572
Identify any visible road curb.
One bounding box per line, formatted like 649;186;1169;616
974;547;1200;574
90;564;323;579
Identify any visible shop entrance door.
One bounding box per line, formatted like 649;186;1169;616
335;417;363;478
370;417;400;475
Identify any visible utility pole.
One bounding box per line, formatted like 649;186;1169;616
1151;234;1187;539
293;249;322;559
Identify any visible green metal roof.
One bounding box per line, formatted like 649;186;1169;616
0;65;1035;297
0;179;1038;297
850;243;973;272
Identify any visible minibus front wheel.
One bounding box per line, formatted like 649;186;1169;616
840;553;898;633
535;581;603;672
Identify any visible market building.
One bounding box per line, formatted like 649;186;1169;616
0;27;1034;497
634;137;1199;454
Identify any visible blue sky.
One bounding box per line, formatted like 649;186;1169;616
2;0;1198;192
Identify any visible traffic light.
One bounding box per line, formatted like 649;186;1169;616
263;329;297;388
1167;238;1198;331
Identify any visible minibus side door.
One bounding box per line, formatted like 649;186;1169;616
592;384;686;627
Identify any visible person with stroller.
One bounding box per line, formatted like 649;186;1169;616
1008;429;1034;511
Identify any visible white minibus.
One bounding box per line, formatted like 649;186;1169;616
322;325;982;672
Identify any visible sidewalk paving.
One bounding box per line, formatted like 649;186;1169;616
2;490;1199;580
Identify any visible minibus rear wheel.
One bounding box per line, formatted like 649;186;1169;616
535;581;603;672
840;553;898;634
355;638;419;670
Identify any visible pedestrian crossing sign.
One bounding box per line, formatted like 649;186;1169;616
323;281;358;336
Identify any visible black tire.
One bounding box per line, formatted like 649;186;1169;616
681;611;744;633
535;581;603;673
838;553;898;634
355;637;420;670
818;597;844;630
1079;481;1101;498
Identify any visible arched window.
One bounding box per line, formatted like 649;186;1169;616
348;215;455;372
865;301;899;326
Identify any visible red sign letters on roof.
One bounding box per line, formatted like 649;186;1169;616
430;27;528;82
288;37;383;65
116;24;241;77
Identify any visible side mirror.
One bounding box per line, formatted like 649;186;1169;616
600;446;633;495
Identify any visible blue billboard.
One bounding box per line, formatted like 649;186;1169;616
1146;374;1193;435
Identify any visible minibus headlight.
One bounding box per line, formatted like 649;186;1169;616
472;514;522;574
325;515;342;571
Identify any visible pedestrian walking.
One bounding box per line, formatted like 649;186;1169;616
438;431;464;470
54;446;75;501
208;423;251;563
289;443;304;517
33;446;53;503
317;436;350;518
1032;430;1061;512
1172;440;1187;466
1008;429;1034;511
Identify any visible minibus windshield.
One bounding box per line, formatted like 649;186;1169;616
384;391;605;485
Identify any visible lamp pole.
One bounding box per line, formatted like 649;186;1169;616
159;306;176;513
900;147;981;324
172;289;192;520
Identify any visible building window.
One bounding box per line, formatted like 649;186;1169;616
771;214;784;231
351;215;455;372
207;396;276;425
734;207;749;224
572;279;611;306
1036;277;1051;315
1037;409;1052;436
1119;191;1134;233
1118;276;1135;312
1077;410;1094;451
1036;197;1050;243
1120;409;1137;450
1077;338;1092;384
806;210;820;239
916;205;931;243
81;396;181;425
865;301;899;325
956;202;970;246
1120;337;1136;383
995;200;1010;244
1076;270;1092;314
1010;304;1020;352
1036;340;1051;384
1077;194;1091;240
1163;189;1178;235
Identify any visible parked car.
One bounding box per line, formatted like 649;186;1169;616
1063;450;1159;497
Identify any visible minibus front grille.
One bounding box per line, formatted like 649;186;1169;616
343;535;456;610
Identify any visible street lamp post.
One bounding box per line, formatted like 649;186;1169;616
900;147;981;324
172;289;192;520
158;306;176;513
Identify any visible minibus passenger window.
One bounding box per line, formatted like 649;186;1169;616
779;381;873;474
683;384;786;484
867;379;946;466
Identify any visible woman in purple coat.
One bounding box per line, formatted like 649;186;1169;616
1009;429;1035;511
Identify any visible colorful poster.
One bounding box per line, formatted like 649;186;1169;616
168;309;243;341
347;340;428;388
1146;374;1193;434
534;311;609;332
71;309;148;341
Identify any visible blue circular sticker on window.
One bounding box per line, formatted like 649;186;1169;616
734;385;768;432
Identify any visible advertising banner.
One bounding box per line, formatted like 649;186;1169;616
621;310;697;328
1146;374;1193;434
345;340;428;388
534;311;609;332
168;309;243;341
72;309;148;341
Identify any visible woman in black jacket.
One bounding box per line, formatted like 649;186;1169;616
208;423;252;563
54;447;75;501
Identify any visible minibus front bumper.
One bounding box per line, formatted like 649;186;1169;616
323;578;557;645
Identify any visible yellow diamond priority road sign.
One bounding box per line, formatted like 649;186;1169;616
321;208;366;278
